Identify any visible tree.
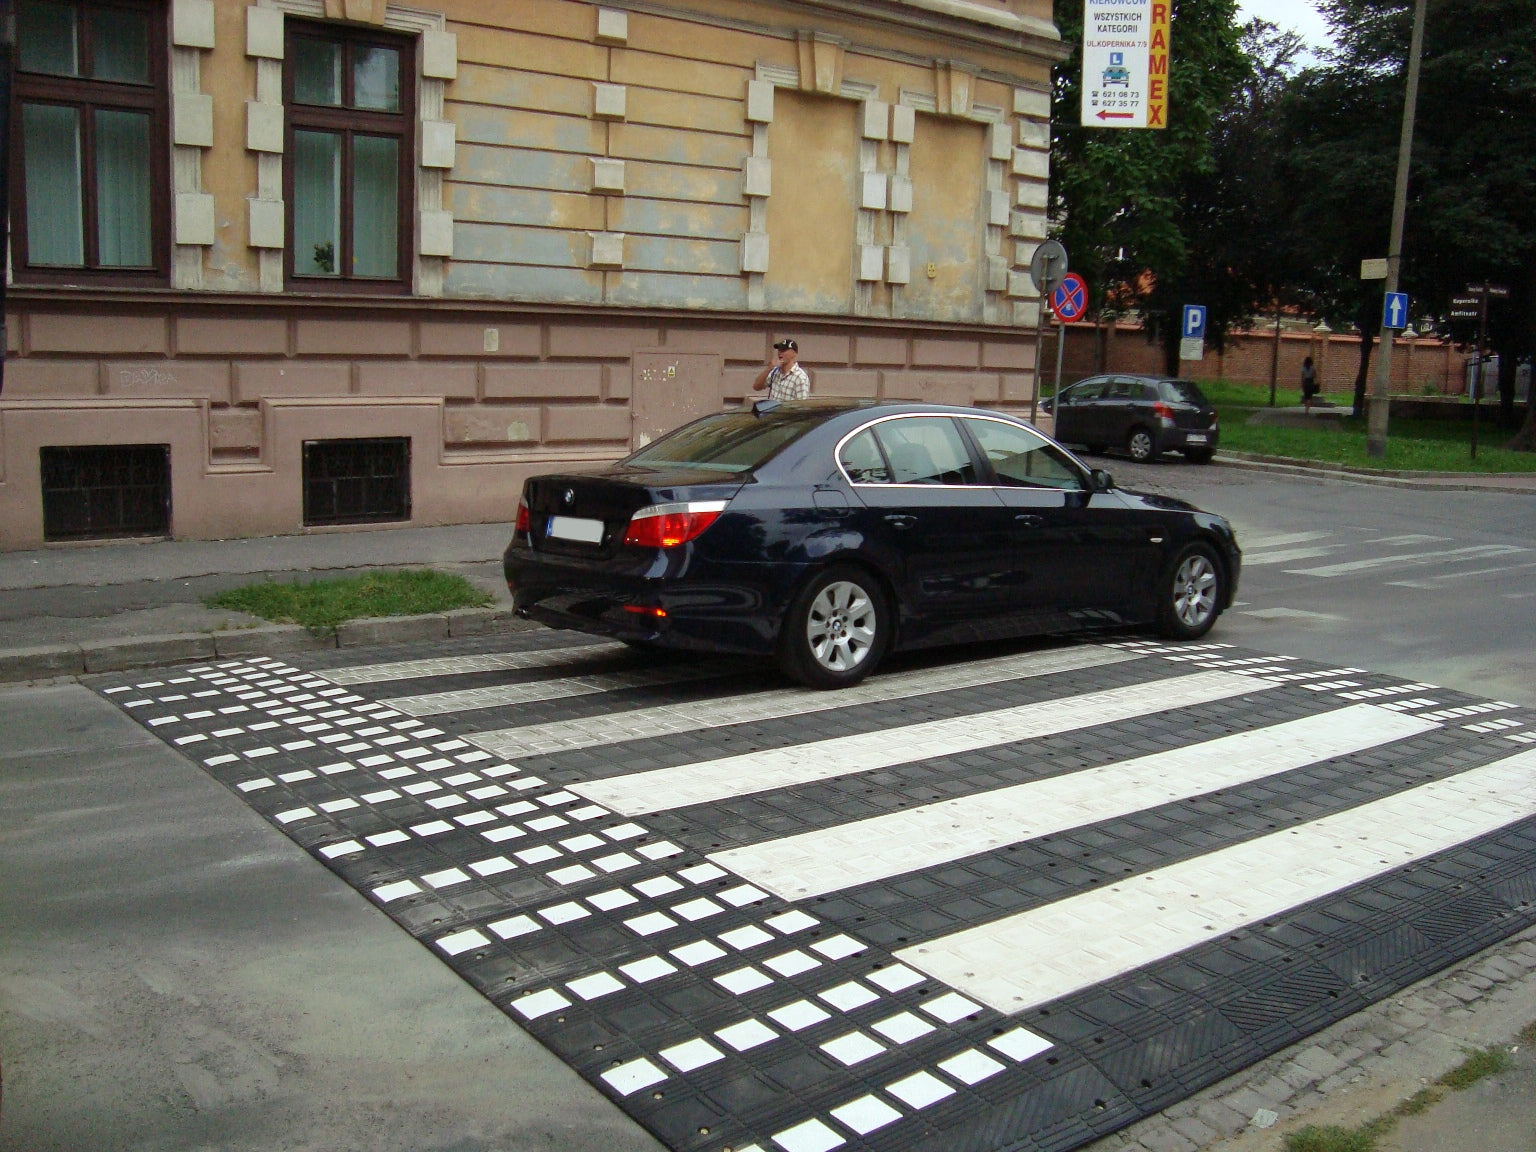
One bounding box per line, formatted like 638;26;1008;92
1282;0;1536;437
1142;20;1310;371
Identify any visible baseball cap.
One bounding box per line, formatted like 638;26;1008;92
773;338;798;351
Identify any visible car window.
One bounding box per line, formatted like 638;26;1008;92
1160;379;1209;405
1061;378;1106;404
1134;382;1159;402
623;409;824;473
1104;378;1136;400
871;417;977;485
838;428;891;483
963;418;1084;490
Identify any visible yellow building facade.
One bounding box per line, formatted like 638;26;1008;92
2;0;1065;546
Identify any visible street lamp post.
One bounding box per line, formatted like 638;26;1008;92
1366;0;1429;458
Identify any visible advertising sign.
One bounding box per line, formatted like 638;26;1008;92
1081;0;1170;129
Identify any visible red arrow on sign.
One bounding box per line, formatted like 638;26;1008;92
1096;110;1135;120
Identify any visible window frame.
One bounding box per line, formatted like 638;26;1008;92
7;0;171;285
283;19;416;294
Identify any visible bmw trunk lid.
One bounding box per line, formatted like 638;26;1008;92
521;469;744;558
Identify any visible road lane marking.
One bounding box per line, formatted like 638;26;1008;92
1286;544;1527;578
709;703;1438;900
468;645;1141;759
896;746;1536;1014
1239;530;1334;550
1387;559;1536;589
572;670;1276;816
1241;547;1337;566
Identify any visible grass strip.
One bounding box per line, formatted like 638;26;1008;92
1187;380;1536;474
1281;1043;1516;1152
207;569;491;633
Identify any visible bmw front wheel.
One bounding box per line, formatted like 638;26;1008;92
1156;543;1224;639
779;565;890;688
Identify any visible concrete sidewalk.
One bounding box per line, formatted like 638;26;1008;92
0;520;522;681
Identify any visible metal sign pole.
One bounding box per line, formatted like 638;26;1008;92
1030;306;1047;426
1472;285;1488;461
1053;316;1067;402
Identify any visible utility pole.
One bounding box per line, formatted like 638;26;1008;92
1366;0;1428;458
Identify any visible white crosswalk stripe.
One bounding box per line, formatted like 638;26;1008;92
573;669;1276;815
1286;543;1527;578
382;661;738;715
467;644;1141;759
711;703;1439;900
898;746;1536;1013
318;640;625;685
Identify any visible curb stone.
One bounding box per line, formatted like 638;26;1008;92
1215;453;1536;494
0;606;534;684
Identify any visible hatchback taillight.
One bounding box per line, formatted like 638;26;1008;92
515;499;530;534
1152;401;1175;421
623;501;728;548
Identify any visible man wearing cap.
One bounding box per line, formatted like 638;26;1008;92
753;339;811;401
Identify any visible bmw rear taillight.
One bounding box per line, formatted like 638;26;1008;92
622;501;728;549
514;499;530;535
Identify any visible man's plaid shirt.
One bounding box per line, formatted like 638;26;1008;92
765;364;811;401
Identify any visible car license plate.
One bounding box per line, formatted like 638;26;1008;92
547;515;604;544
1185;432;1208;444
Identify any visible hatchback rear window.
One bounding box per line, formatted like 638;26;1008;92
1159;380;1209;405
623;410;824;473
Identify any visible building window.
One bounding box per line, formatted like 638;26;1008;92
8;0;168;282
303;438;412;525
285;21;414;290
40;444;172;540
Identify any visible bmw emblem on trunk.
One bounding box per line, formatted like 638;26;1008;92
563;488;575;506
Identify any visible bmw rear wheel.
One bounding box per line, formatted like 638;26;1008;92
1127;427;1158;462
1157;543;1223;639
779;565;890;688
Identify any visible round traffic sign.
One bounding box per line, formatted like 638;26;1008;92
1051;272;1088;323
1029;239;1068;298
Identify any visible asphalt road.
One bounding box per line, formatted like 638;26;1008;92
1101;458;1536;707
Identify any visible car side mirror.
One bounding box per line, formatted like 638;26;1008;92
1090;469;1115;492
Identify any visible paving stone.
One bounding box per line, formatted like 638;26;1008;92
1167;1114;1217;1145
1130;1122;1198;1152
1294;1046;1347;1079
1193;1099;1248;1137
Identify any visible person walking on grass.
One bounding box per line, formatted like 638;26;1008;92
1301;356;1319;410
754;338;811;401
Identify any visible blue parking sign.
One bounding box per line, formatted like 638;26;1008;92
1181;305;1206;339
1382;292;1410;330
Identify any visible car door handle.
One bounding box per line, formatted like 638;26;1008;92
883;513;917;530
1014;514;1045;528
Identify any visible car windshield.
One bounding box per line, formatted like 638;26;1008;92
1160;380;1209;405
622;409;825;473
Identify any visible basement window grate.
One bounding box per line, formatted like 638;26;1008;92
303;437;411;526
40;445;172;541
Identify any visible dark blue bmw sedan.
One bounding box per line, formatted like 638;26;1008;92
504;399;1241;688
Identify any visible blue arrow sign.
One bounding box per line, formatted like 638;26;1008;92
1181;304;1206;339
1383;291;1409;330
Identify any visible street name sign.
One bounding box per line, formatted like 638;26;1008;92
1080;0;1170;129
1360;258;1388;280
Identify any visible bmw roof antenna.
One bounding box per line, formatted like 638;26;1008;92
752;397;781;416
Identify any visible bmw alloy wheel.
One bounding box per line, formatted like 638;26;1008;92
1171;551;1218;630
806;580;878;673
